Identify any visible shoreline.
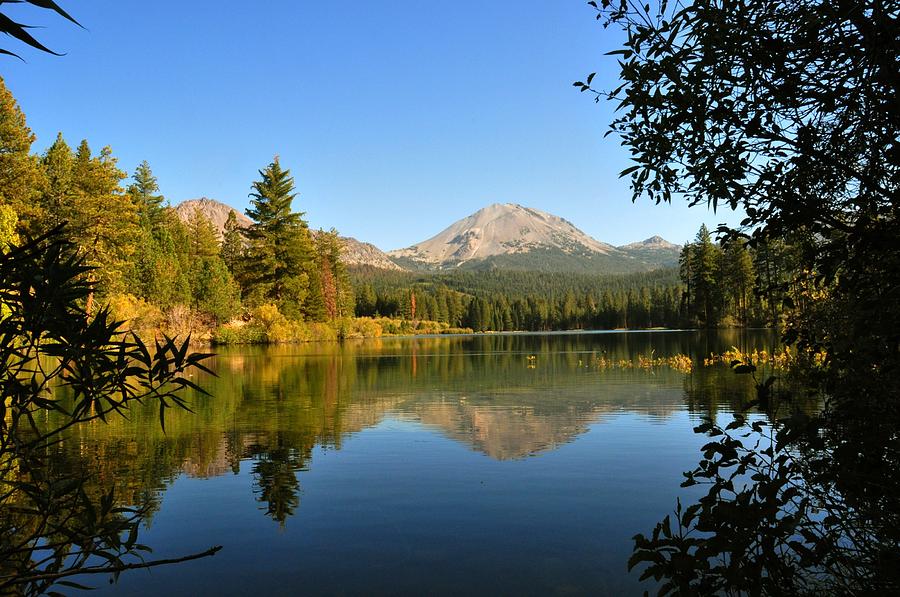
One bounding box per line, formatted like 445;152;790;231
207;325;772;346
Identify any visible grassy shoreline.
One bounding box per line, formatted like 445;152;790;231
107;293;766;347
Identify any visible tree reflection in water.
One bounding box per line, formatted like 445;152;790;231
36;331;792;533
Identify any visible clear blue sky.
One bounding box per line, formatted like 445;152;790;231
2;0;740;249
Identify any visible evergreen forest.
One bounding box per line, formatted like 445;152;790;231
353;223;795;332
1;73;791;341
0;76;355;342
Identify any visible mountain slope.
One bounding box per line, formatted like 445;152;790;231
618;235;682;268
389;203;616;264
311;231;403;270
388;203;678;273
173;198;403;270
174;198;252;239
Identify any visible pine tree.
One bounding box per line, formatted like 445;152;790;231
220;210;244;275
128;161;165;230
723;239;756;325
142;212;192;309
67;141;139;297
186;206;220;260
0;77;44;234
304;267;327;322
314;229;354;320
40;133;74;229
193;257;240;324
678;241;694;324
355;284;377;317
313;230;337;321
691;224;723;328
243;158;314;319
184;208;240;319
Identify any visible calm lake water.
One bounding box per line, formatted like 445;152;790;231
66;330;776;595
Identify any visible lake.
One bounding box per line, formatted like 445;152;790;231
65;330;777;595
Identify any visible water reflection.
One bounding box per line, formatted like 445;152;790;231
50;330;778;529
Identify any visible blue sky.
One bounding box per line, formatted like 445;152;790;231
2;0;741;249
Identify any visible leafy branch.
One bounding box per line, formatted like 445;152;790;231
0;0;81;60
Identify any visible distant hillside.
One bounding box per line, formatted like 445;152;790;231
310;230;403;271
349;265;681;299
618;235;682;268
174;198;251;239
173;198;403;270
388;203;680;273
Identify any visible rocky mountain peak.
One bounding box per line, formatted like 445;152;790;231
388;203;617;267
619;235;681;251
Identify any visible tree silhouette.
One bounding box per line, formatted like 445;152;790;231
581;0;900;592
0;1;81;60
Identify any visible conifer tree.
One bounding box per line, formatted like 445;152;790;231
243;157;314;319
128;161;165;230
184;208;240;320
678;242;694;323
186;206;220;260
126;160;180;305
723;240;755;326
67;141;138;296
0;77;44;233
220;210;244;275
355;284;377;317
690;224;723;327
40;133;74;229
304;267;327;322
314;229;354;321
193;257;240;324
141;212;192;309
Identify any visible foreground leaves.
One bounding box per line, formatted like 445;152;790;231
0;1;81;60
0;227;220;595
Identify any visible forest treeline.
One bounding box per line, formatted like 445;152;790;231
351;224;794;332
0;75;793;339
0;77;355;341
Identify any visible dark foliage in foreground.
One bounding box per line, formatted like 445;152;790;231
580;0;900;592
0;228;220;595
0;0;80;60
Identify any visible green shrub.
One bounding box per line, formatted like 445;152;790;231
213;322;266;345
106;293;164;336
338;317;383;339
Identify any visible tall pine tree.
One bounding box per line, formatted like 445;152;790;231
126;164;194;310
690;224;723;327
67;141;139;297
243;157;315;319
220;210;244;276
128;160;165;231
40;133;74;230
183;207;239;320
723;239;756;326
314;229;354;321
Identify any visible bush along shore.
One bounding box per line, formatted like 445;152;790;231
107;295;473;345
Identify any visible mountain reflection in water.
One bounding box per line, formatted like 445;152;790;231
57;331;771;518
49;330;793;595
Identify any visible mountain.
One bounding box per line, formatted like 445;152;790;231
172;199;680;273
173;198;402;270
174;198;252;239
310;231;403;271
618;235;682;268
388;203;679;273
